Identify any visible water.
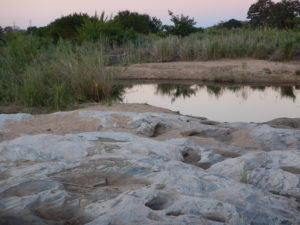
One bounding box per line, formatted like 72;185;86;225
121;83;300;122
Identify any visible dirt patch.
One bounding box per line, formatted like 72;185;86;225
32;199;90;225
230;128;261;149
2;111;99;141
0;171;10;181
82;103;175;114
1;103;176;141
54;170;149;199
120;60;300;84
51;159;150;197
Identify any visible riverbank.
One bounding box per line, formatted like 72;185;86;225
121;59;300;84
0;103;299;224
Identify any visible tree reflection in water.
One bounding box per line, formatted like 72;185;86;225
155;84;199;102
152;83;298;102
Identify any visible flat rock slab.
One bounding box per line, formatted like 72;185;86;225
0;105;299;225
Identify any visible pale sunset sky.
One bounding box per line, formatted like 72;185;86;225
1;0;268;29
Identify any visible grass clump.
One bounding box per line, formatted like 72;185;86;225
153;36;179;62
240;169;249;184
0;36;121;110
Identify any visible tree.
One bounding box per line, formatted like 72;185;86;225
218;19;243;29
77;12;136;44
113;10;160;34
269;0;300;28
47;13;91;41
150;17;163;33
165;10;197;36
247;0;274;27
247;0;300;29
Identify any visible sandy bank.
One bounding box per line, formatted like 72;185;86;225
120;59;300;84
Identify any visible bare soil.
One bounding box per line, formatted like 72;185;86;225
1;103;176;141
121;59;300;84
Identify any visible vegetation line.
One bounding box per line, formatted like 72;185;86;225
0;0;299;110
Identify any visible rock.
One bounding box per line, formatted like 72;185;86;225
208;151;300;199
136;122;159;137
0;109;299;225
264;117;300;130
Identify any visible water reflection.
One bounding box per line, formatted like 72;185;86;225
122;83;300;122
154;84;298;101
278;86;296;101
156;84;198;102
104;84;126;104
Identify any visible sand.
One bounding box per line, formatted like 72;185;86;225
120;59;300;84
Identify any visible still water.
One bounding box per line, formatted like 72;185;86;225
121;83;300;122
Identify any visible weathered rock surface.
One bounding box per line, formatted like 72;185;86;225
265;117;300;130
0;106;299;225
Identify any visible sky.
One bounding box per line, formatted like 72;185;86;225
1;0;263;29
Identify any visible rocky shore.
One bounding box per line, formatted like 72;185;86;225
0;104;299;225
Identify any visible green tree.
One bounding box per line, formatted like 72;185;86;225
248;0;300;29
269;0;300;29
165;10;197;36
150;17;163;33
77;12;137;44
46;13;91;41
113;10;161;34
247;0;274;27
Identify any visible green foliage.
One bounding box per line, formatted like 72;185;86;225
47;13;90;41
0;33;44;103
248;0;300;29
113;10;162;34
165;10;198;36
0;34;122;109
77;16;136;45
247;0;274;27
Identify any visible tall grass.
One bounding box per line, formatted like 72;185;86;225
0;36;121;110
120;29;300;63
